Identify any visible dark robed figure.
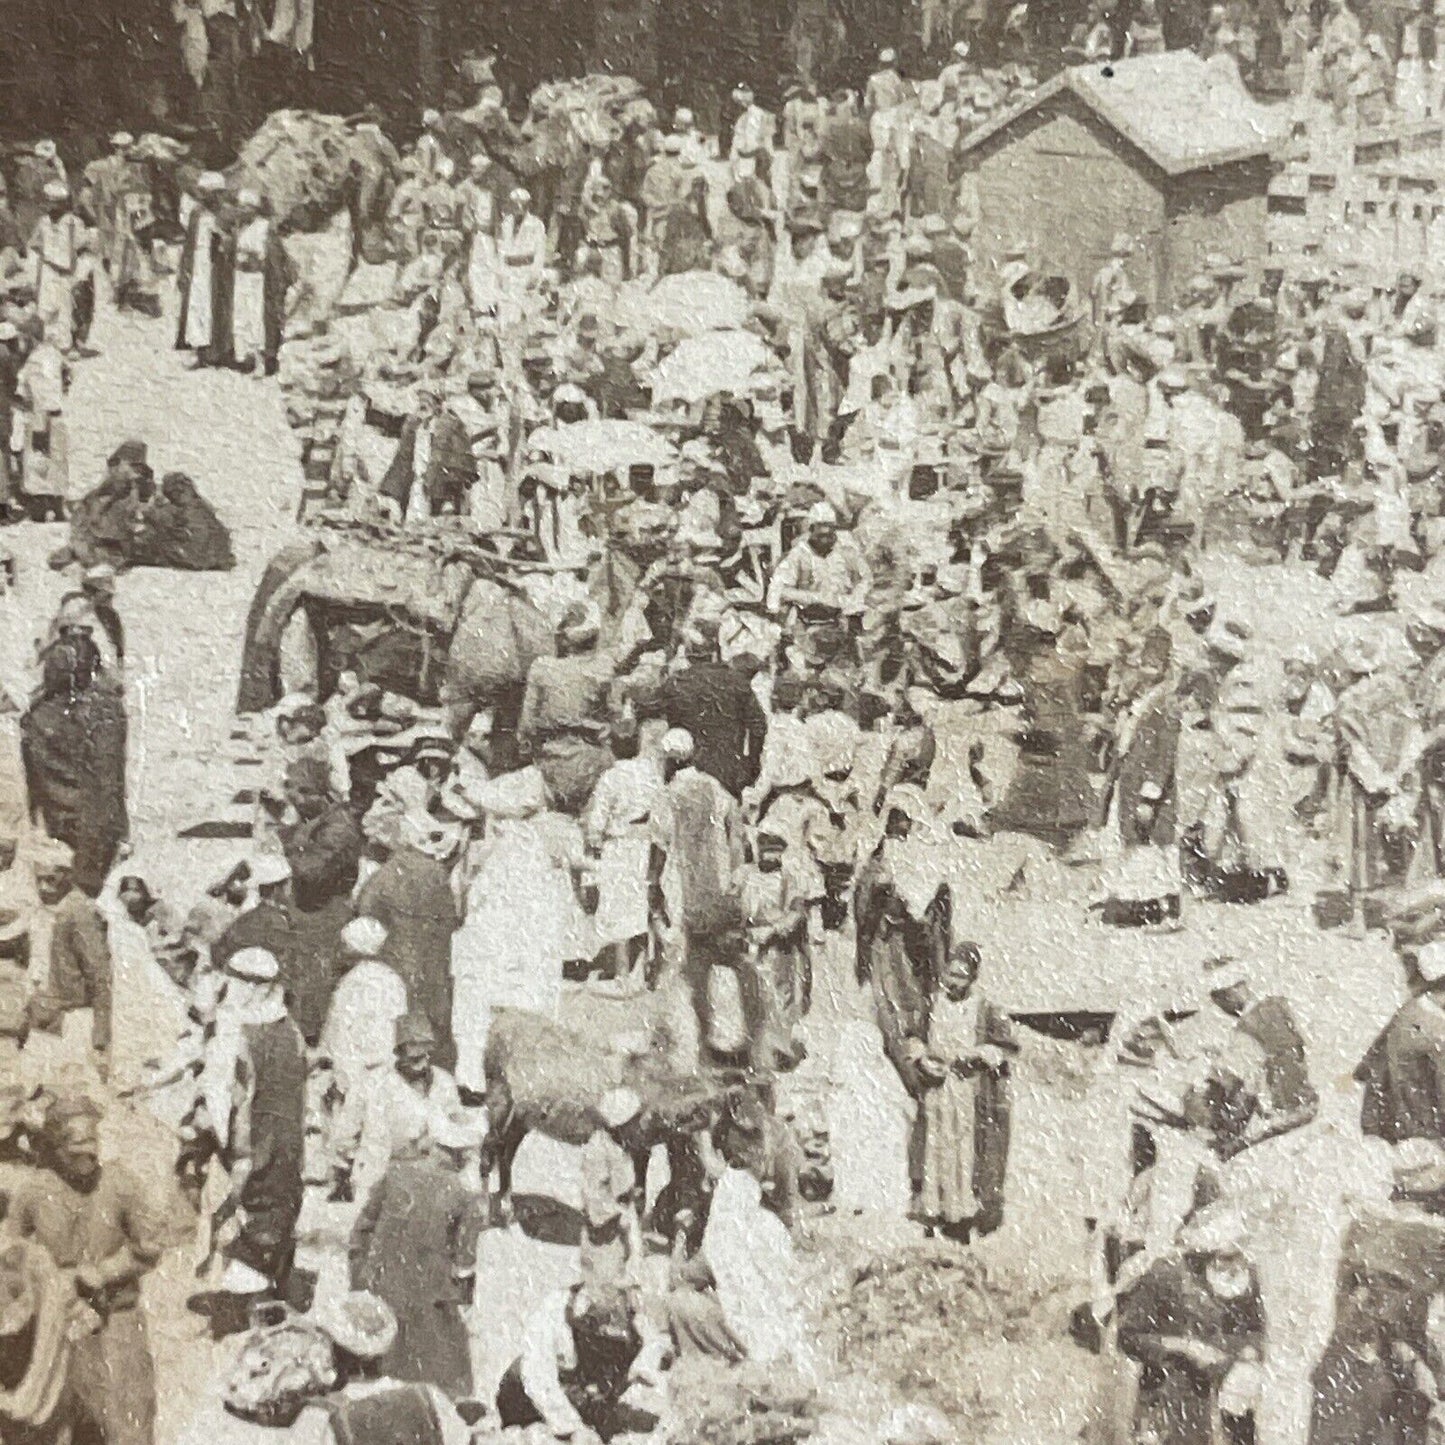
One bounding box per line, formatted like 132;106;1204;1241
21;632;127;897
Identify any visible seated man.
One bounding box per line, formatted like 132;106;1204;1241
1117;1205;1265;1445
496;1283;663;1443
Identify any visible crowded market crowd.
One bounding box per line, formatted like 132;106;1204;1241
9;3;1445;1444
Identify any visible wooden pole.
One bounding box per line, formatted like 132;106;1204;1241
417;0;443;110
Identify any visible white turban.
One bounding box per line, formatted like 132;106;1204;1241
341;916;388;957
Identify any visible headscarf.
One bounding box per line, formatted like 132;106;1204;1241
702;1167;815;1372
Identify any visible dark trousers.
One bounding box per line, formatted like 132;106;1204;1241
494;1360;643;1442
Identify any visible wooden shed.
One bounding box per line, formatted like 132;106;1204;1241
957;52;1289;307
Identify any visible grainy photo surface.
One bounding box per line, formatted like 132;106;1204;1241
3;2;1443;1443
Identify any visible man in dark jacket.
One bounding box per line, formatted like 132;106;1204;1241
378;392;477;518
213;852;324;1038
1356;935;1445;1201
640;629;767;799
210;947;307;1317
349;1120;485;1400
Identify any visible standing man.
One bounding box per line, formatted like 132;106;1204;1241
29;181;91;358
820;90;871;215
349;1117;485;1400
175;172;231;368
12;140;68;239
1091;232;1138;330
273;755;361;1042
377;387;479;520
658;729;747;1063
27;837;113;1079
495;188;547;336
332;1013;462;1204
641;624;768;799
7;1094;171;1445
355;813;462;1070
80;132;135;281
1334;633;1420;932
1407;601;1445;879
579;175;637;284
865;49;910;114
729;84;777;161
1313;287;1370;481
207;947;307;1314
228;190;291;377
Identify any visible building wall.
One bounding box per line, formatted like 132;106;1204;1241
1161;158;1273;303
967;98;1168;301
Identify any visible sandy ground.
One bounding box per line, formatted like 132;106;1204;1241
0;290;1414;1442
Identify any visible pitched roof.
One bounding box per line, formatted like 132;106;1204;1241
960;51;1289;177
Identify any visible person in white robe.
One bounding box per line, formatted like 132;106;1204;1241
583;738;666;979
28;182;90;356
330;1011;462;1206
230;189;271;371
178;171;227;357
690;1161;817;1374
450;789;589;1096
318;916;408;1102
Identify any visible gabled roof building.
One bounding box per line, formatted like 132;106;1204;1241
957;52;1289;305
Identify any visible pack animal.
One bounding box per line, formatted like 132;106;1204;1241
479;1008;719;1222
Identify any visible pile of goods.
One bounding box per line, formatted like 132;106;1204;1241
524;74;653;155
229;111;382;231
666;1361;819;1445
825;1247;1067;1434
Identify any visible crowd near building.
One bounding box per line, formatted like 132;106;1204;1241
12;2;1445;1445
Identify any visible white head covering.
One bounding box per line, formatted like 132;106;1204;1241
661;728;695;763
29;837;74;872
250;854;293;888
599;1087;642;1128
1418;939;1445;983
197;171;227;193
340;916;388;957
310;1292;398;1360
226;947;280;982
41;181;68;202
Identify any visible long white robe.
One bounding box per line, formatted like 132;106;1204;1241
183;209;218;350
450;812;590;1092
231;217;270;363
583;757;664;948
318;958;408;1097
